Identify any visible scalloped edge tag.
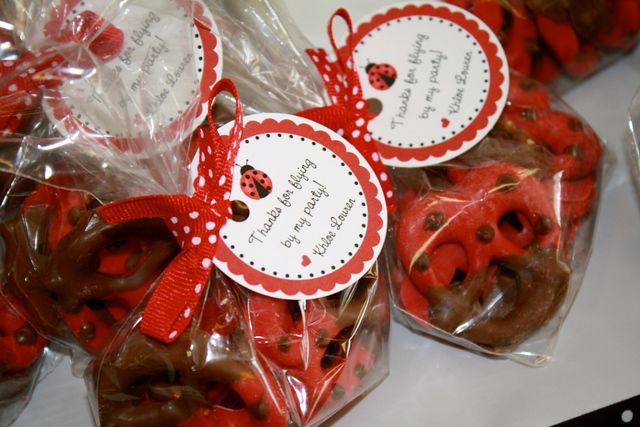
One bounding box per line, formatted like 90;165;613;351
190;113;387;300
346;1;509;167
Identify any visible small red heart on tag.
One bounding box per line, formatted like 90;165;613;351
441;118;450;128
301;255;311;267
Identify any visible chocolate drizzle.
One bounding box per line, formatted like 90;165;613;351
45;214;178;314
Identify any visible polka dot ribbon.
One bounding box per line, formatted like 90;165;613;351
296;8;396;212
0;10;124;137
96;78;243;343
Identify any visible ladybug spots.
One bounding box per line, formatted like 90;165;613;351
239;163;273;200
366;62;397;90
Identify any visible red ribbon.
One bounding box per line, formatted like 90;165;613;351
296;8;396;212
0;10;124;136
96;78;243;343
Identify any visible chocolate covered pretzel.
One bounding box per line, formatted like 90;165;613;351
1;181;179;352
396;162;570;348
96;293;289;427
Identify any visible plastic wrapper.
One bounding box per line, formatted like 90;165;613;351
90;267;387;427
0;0;232;361
1;1;390;426
80;111;388;427
0;170;179;357
446;0;640;88
385;73;604;366
204;0;325;117
0;293;47;427
0;0;214;199
628;86;640;193
0;278;62;427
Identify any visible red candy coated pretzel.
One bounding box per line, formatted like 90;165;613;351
446;0;640;83
498;74;601;229
247;290;377;423
1;181;179;352
396;162;570;347
501;106;601;179
97;293;289;427
47;214;179;352
0;295;46;374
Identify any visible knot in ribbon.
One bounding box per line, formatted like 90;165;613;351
0;10;124;136
96;78;243;343
297;8;396;212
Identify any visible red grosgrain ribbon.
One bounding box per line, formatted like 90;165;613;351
96;78;243;343
0;10;124;136
0;50;61;136
297;8;395;212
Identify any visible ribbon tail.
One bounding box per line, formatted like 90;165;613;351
98;194;202;224
140;247;214;343
306;17;397;213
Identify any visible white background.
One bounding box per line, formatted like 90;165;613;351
13;1;640;426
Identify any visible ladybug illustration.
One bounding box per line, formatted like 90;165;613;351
366;62;397;90
239;161;273;200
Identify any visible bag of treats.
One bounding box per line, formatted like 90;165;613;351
186;5;393;424
444;0;640;88
331;1;604;365
0;171;180;356
386;75;604;364
86;73;389;426
0;157;84;427
0;0;228;361
1;2;392;425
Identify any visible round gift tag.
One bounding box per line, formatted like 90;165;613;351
190;113;387;300
42;0;221;153
346;1;509;167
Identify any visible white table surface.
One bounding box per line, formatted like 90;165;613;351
12;1;640;426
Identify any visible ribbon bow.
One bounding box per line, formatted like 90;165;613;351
297;8;396;212
96;78;242;343
0;10;124;136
